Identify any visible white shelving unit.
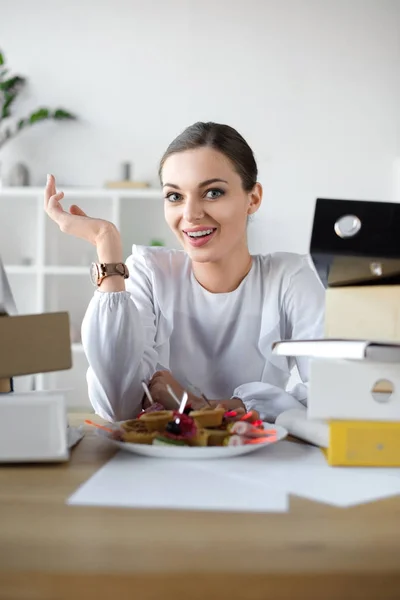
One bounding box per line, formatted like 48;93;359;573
0;185;177;409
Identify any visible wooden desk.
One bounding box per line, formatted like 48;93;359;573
1;414;400;600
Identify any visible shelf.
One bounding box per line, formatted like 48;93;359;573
45;274;94;338
6;272;38;314
0;188;42;198
44;266;89;275
4;266;91;275
0;196;38;265
4;265;37;274
0;186;162;199
39;350;91;409
1;184;166;411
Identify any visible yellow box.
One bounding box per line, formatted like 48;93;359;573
327;420;400;466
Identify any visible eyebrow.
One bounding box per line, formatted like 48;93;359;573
162;178;229;189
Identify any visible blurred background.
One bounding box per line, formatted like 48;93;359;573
1;0;399;405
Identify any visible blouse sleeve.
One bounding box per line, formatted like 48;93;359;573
232;256;325;421
81;250;159;422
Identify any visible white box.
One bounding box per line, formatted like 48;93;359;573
308;359;400;421
0;390;68;462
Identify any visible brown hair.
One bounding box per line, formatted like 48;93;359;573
159;122;258;191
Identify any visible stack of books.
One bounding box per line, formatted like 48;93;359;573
274;198;400;467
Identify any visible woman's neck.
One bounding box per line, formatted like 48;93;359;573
191;247;253;294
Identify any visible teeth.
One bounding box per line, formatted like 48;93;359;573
187;229;214;238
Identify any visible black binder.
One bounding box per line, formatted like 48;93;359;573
310;198;400;288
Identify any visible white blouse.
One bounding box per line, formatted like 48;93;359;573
81;245;325;422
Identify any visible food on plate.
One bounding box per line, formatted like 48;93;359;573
190;428;209;447
114;406;273;448
162;413;209;447
153;436;187;446
222;407;247;424
140;410;174;432
228;421;270;437
190;406;225;428
203;428;230;446
225;434;246;446
122;430;158;444
121;419;148;433
164;412;197;440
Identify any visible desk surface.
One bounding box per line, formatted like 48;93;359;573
1;414;400;600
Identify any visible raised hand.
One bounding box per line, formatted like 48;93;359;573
44;174;116;246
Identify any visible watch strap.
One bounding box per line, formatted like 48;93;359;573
96;262;129;285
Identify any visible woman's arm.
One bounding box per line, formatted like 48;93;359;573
82;243;159;422
229;257;326;422
43;177;160;422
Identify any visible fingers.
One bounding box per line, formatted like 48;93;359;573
69;204;88;217
148;380;178;411
151;370;169;379
149;370;171;386
47;190;65;217
44;172;65;223
44;174;57;209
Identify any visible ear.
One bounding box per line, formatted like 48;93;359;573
247;183;262;215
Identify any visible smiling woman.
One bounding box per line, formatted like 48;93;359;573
160;123;261;294
44;121;325;423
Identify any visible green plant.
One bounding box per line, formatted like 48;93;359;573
0;49;76;150
150;239;165;247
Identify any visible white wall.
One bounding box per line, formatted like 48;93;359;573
1;0;399;254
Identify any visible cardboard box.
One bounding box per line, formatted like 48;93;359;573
308;358;400;421
1;257;72;390
324;285;400;342
0;312;72;391
327;420;400;467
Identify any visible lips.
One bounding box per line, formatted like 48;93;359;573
183;227;217;248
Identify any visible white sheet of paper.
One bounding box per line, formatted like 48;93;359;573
67;451;288;513
195;441;400;508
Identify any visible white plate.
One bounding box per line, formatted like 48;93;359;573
99;423;287;459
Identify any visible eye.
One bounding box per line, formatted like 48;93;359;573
205;188;224;200
165;192;182;203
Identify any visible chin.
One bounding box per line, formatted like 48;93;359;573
187;250;214;263
176;233;224;263
186;246;225;264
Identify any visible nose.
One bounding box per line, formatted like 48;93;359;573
183;197;204;223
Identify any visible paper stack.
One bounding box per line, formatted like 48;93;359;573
275;197;400;467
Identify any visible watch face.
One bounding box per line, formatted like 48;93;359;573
90;262;99;286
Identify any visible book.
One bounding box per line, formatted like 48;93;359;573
275;408;400;466
272;339;400;362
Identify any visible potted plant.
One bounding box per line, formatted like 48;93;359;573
0;49;76;185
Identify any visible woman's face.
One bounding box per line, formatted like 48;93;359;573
162;147;262;263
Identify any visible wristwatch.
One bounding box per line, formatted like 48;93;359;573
90;262;129;287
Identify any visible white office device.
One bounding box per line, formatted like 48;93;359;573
0;390;69;462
